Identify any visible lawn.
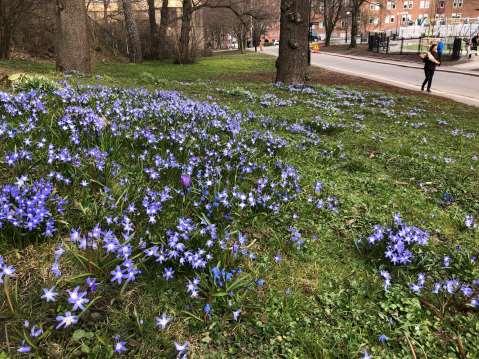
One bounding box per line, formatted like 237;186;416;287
0;52;478;358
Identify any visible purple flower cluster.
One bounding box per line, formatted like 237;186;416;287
367;213;429;265
0;179;63;236
0;255;15;284
1;83;312;354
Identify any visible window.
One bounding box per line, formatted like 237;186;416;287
385;15;395;23
451;13;462;18
387;1;397;9
369;17;379;25
439;1;445;8
318;21;324;28
401;13;412;23
370;3;380;10
417;14;429;24
419;0;429;8
403;1;413;9
453;0;463;8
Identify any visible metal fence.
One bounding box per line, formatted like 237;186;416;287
368;33;473;57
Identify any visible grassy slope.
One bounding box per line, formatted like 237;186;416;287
1;53;478;358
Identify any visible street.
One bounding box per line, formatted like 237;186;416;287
261;47;479;107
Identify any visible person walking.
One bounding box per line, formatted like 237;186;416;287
471;33;478;58
437;39;445;62
421;43;441;93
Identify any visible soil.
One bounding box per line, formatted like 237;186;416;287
227;66;434;98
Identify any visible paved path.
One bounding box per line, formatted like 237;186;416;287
261;47;479;107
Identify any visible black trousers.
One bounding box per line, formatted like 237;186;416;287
422;67;435;91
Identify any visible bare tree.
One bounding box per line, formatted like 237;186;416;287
120;0;142;62
103;0;111;24
147;0;158;58
0;0;39;59
349;0;366;48
315;0;343;46
55;0;91;73
276;0;310;84
178;0;194;63
158;0;170;58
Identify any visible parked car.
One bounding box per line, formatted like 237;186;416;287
273;40;279;46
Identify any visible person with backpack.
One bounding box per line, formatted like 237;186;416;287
420;43;441;92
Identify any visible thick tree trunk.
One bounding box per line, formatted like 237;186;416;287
177;0;193;64
0;1;11;59
276;0;310;84
121;0;142;63
55;0;91;73
158;0;170;59
350;4;359;48
325;31;331;47
147;0;158;58
0;26;11;59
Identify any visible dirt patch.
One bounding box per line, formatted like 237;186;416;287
225;66;434;97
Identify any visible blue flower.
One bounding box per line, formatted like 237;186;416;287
67;286;89;311
378;334;389;343
174;341;189;358
155;313;172;330
114;336;127;354
41;287;58;302
17;340;31;353
55;311;78;329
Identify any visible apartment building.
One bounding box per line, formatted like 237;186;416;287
265;0;479;42
365;0;479;33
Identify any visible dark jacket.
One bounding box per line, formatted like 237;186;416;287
424;51;440;71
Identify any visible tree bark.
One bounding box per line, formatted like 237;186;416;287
276;0;310;84
0;25;11;59
158;0;170;59
103;0;110;24
0;0;13;59
325;32;331;46
55;0;91;73
177;0;193;64
147;0;158;58
350;1;361;48
120;0;142;63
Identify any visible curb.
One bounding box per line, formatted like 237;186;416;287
316;62;479;107
257;50;479;107
319;52;479;77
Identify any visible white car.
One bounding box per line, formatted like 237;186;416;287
273;40;279;46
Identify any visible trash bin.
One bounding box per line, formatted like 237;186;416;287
452;38;462;60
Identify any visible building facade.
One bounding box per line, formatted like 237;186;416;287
266;0;479;42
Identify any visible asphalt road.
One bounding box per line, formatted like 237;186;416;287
261;47;479;107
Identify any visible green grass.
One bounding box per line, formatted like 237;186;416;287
0;53;478;358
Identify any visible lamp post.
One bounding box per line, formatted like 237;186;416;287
345;11;351;43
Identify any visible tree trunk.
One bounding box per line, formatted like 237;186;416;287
103;0;110;24
55;0;91;73
350;4;360;48
0;1;11;59
325;31;331;47
147;0;158;58
0;25;11;59
121;0;142;63
158;0;169;59
178;0;193;64
276;0;310;84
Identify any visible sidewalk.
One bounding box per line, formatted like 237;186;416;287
320;52;479;77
